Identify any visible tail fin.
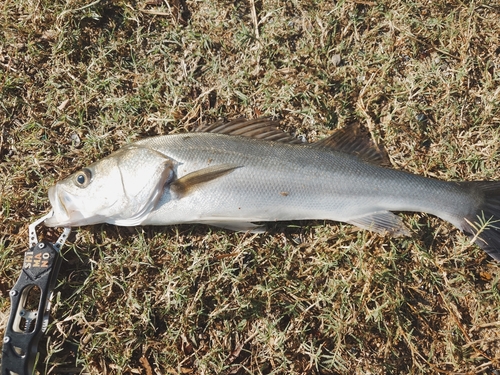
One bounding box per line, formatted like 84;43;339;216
459;182;500;261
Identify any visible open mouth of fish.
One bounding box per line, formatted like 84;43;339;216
45;186;87;227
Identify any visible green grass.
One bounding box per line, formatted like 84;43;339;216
1;0;500;373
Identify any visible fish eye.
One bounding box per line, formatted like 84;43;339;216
74;168;92;188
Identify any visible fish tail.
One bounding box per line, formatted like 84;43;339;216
458;181;500;261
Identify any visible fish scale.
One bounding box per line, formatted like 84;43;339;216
139;134;472;227
45;118;500;261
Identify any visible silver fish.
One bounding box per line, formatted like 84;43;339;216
45;118;500;260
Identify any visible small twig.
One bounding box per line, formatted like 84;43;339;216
139;8;170;16
470;321;500;331
139;356;153;375
139;0;181;22
57;0;102;21
249;0;259;40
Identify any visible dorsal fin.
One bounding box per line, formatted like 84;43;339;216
198;118;388;165
197;117;304;144
313;123;389;166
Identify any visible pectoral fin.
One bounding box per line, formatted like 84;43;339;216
171;164;241;198
347;211;411;237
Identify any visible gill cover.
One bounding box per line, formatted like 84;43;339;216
45;145;174;227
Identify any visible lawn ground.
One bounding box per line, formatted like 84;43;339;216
1;0;500;373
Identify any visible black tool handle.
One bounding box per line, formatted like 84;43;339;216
1;241;62;375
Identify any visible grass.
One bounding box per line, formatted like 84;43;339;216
1;0;500;373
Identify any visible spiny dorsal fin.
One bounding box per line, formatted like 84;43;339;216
313;123;389;166
197;117;304;144
171;164;241;198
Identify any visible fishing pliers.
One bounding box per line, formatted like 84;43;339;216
1;212;71;375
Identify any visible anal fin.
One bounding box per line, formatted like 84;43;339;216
347;211;411;237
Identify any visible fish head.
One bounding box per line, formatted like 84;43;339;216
45;145;174;227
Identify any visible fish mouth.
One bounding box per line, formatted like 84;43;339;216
45;185;91;227
45;185;72;227
45;184;107;227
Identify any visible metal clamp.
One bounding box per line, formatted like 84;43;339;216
1;211;71;375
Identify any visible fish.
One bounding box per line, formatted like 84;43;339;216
45;118;500;261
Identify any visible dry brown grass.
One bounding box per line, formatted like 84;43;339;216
1;0;500;374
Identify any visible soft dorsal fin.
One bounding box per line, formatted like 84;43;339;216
313;123;389;166
197;117;304;144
